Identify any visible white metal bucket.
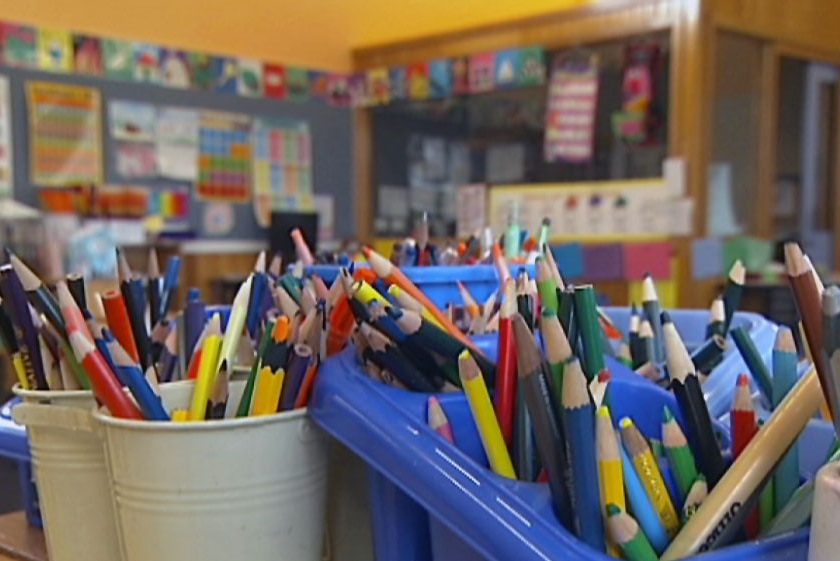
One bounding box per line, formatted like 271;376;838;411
12;386;123;561
94;380;329;561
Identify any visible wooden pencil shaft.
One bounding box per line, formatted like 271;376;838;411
788;270;830;413
672;376;726;488
573;286;605;382
690;335;726;375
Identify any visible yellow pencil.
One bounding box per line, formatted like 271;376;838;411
351;280;390;307
252;366;285;416
171;409;189;422
620;417;680;536
11;352;28;390
458;350;516;479
189;324;222;421
387;284;446;329
597;406;625;557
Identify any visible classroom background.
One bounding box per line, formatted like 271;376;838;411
0;0;838;560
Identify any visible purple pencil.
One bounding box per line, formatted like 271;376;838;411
0;265;47;389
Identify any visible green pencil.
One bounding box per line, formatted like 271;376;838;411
662;405;699;500
606;504;659;561
235;319;276;417
536;258;559;315
722;260;745;334
573;285;605;382
758;419;775;529
731;326;773;401
681;475;708;522
541;307;574;407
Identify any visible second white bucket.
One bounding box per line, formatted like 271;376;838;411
12;387;123;561
94;380;329;561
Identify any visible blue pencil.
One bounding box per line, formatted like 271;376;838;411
246;271;267;340
160;255;182;317
561;359;605;552
619;436;670;553
772;327;800;513
107;338;169;421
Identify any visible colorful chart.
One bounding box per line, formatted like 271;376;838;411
252;118;312;225
27;81;103;186
195;111;251;202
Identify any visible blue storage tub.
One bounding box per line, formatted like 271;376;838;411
305;264;535;310
0;398;41;527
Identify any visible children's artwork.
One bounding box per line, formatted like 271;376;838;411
237;58;263;97
156;106;199;180
519;46;546;86
196;111;251;202
263;64;286;99
72;36;102;75
544;53;600;163
147;184;191;231
0;76;12;196
407;63;429;100
388;66;408;102
159;49;191;88
494;49;520;89
109;100;156;142
102;39;133;80
252;118;312;224
285;67;309;102
215;58;238;93
613;42;661;144
190;53;218;90
1;23;37;67
348;73;369;107
308;71;330;102
326;74;351;107
27;81;103;186
132;43;160;83
367;68;390;105
115;143;156;177
469;52;495;93
37;29;72;72
451;56;469;95
428;59;452;99
202;202;235;235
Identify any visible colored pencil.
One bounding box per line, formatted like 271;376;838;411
682;475;708;522
117;250;151;370
721;260;745;334
660;365;823;558
772;327;800;515
756;418;775;532
0;265;48;389
628;303;641;367
690;334;726;375
147;248;161;328
662;405;699;502
68;331;143;420
186;316;214;381
784;243;831;415
619;434;670;554
159;255;181;318
641;275;664;363
636;319;655;372
597;406;625;514
219;274;252;369
606;504;659;561
359;323;437;392
10;253;65;337
573;285;606;382
542;307;573;408
731;326;773;402
705;296;725;339
621;416;679;536
208;360;229;419
428;396;454;443
290;228;315;265
661;311;725;488
188;318;222;421
280;344;312;410
101;289;139;363
536;257;559;315
731;373;760;538
459;349;516;479
107;338;169;421
821;284;840;440
513;313;571;521
0;298;28;389
251;365;285;416
563;358;605;551
65;273;86;310
495;278;517;448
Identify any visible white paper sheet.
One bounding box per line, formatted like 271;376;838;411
156;107;199;180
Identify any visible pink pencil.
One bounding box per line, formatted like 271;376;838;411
428;396;454;443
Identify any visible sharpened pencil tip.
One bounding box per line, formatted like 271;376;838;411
662;406;674;422
606;503;621;516
660;310;672;324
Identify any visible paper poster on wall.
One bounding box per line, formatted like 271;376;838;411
156;107;198;180
102;39;133;80
109;101;156;142
1;23;37;68
456;184;487;237
202;202;235;236
544;53;599;163
27;81;103;186
73;36;103;75
237;59;263;97
159;49;191;88
0;76;12;197
195;111;251;202
37;29;73;72
132;43;160;83
115;143;156;177
252;118;312;221
312;194;335;242
148;184;191;232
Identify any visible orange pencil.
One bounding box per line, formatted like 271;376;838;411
186;316;217;380
363;246;488;359
290;228;315;266
293;361;320;409
458;281;481;320
101;289;139;362
492;243;512;285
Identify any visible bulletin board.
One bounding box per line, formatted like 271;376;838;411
1;65;353;240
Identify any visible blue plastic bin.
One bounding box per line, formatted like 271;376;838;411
305;264;535;310
0;398;41;527
313;345;822;561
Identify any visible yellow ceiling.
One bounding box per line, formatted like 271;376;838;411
0;0;592;70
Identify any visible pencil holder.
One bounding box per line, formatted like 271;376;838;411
12;387;123;561
93;380;329;561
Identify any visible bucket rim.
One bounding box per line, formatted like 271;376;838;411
13;384;94;401
92;403;310;431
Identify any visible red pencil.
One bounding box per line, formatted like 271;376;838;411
731;373;759;538
101;289;139;363
69;331;143;420
427;396;454;443
494;278;517;448
186;315;219;380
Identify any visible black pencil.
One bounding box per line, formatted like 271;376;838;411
705;296;725;340
359;323;437;392
512;314;573;530
9;253;65;337
65;273;87;311
661;311;726;488
722;260;745;334
207;359;229;419
118;249;152;371
147;248;161;328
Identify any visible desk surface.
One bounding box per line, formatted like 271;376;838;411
0;512;46;561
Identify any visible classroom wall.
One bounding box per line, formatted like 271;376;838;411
0;0;594;71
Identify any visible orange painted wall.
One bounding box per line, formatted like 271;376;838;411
0;0;592;71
